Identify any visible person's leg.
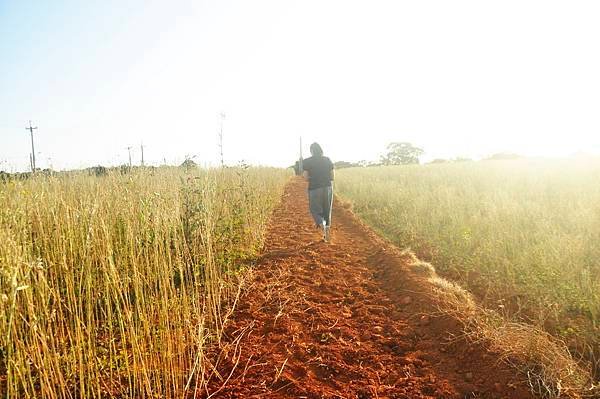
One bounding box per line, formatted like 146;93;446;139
322;186;333;226
308;188;325;227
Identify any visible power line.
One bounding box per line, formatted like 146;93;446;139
125;146;133;168
25;120;38;172
219;112;226;168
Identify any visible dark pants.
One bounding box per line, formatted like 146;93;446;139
308;186;333;227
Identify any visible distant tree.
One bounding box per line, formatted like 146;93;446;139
87;165;108;177
429;158;448;164
485;152;521;161
453;157;472;162
333;161;361;169
180;158;198;170
380;142;424;165
119;164;132;174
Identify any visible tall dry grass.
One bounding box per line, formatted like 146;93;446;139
336;159;600;384
0;166;288;398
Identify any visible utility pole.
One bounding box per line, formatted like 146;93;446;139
125;146;133;168
140;143;145;167
219;112;226;167
25;120;38;172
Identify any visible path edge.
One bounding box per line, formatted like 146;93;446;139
334;197;598;399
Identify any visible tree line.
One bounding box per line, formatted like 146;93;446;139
332;142;522;169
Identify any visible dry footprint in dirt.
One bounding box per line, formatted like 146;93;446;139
204;178;535;399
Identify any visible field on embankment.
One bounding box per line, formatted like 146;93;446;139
0;166;288;398
336;159;600;380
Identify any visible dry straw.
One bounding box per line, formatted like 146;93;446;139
0;166;288;398
406;251;599;398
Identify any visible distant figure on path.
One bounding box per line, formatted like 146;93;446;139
302;142;334;241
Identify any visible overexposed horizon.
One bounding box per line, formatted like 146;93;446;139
1;1;599;172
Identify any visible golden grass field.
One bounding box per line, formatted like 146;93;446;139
3;159;600;397
0;166;288;398
336;159;600;380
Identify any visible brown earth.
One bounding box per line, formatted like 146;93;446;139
202;177;536;398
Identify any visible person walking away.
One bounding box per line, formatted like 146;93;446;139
302;142;334;242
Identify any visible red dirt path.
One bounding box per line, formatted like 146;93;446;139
204;178;535;398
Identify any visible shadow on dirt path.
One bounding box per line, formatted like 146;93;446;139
204;177;535;398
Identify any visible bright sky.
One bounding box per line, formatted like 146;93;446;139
1;1;599;171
